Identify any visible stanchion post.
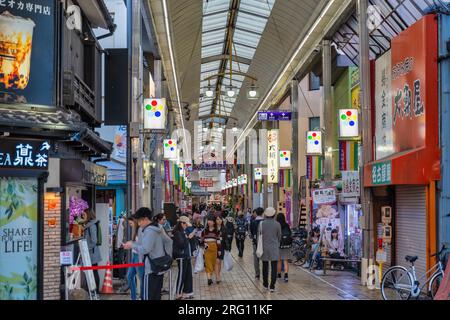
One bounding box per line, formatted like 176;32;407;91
64;266;69;301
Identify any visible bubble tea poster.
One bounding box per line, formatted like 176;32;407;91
0;0;56;106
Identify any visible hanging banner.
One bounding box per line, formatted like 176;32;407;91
112;126;127;161
339;141;359;171
144;98;167;130
339;109;359;138
267;130;279;183
306;131;322;155
279;150;291;168
342;171;360;197
285;191;292;226
306;156;322;181
0;177;38;300
163;139;177;160
375;50;394;160
254;168;263;181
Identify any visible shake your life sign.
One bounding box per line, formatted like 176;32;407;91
0;177;38;300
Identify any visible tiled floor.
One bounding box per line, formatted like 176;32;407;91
103;239;381;300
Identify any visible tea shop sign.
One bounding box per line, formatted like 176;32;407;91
0;138;50;169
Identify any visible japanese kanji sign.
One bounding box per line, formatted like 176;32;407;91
342;171;360;197
267;130;279;184
375;50;394;160
0;138;50;169
0;0;56;106
371;161;392;185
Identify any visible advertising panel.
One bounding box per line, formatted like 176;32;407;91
0;0;56;106
0;177;38;300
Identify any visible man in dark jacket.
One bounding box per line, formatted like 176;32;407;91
249;207;265;279
235;211;248;258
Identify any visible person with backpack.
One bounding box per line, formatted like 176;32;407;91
81;209;102;292
276;213;292;283
235;211;248;258
123;208;173;300
250;207;264;279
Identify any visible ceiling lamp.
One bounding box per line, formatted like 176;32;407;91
232;127;238;132
203;127;208;133
227;85;236;98
247;82;259;100
205;81;214;98
217;127;223;133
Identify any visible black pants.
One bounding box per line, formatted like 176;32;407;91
143;273;164;300
176;258;193;295
236;237;245;256
262;261;278;289
92;264;100;293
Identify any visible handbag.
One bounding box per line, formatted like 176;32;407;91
256;221;264;258
145;245;173;275
194;248;205;273
223;250;233;272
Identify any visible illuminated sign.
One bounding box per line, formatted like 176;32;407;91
144;98;167;130
163;139;177;159
306;131;322;155
0;139;50;170
279;150;291;168
267;130;279;183
232;179;238;187
254;168;263;181
339;109;359;138
241;174;248;185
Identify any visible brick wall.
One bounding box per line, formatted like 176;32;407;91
43;193;62;300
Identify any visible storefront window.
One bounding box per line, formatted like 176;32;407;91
0;177;38;300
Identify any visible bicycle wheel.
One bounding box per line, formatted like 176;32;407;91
381;266;414;300
428;271;444;299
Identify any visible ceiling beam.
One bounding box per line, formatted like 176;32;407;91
201;54;251;66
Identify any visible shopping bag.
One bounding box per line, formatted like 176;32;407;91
67;269;81;290
224;250;233;272
256;222;264;258
194;248;205;273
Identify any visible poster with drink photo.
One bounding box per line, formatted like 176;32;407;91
0;0;56;106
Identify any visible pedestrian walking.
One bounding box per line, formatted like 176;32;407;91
173;216;195;300
259;207;281;292
276;213;292;283
235;211;248;258
215;215;225;283
123;208;173;300
224;216;235;252
126;216;144;300
201;215;221;285
250;207;264;279
81;209;102;292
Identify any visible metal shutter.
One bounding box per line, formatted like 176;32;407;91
395;186;427;278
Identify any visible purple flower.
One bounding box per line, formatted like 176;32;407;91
69;196;89;224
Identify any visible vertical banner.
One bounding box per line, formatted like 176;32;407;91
164;161;171;201
339;141;359;171
306;156;323;181
0;178;38;300
285;191;292;226
375;50;393;160
113;126;127;161
267;130;279;183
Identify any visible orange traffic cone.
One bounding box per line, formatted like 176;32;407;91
101;262;114;294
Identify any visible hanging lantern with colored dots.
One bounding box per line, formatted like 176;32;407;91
254;168;263;181
144;98;167;130
279;150;291;168
339;109;359;138
306;131;322;155
163;139;177;159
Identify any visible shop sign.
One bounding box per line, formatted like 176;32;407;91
339;109;359;138
267;130;279;183
312;187;336;205
390;16;430;154
375;50;394;160
199;178;213;188
241;174;247;185
232;179;238;187
0;0;57;107
191;162;227;171
82;161;107;186
60;251;73;266
0;177;38;300
163;139;177;160
279;150;291;168
0;138;50;170
342;171;360;197
112;126;127;161
144;98;167;130
306;131;322;155
258;111;292;121
371;161;392;185
254;167;263;181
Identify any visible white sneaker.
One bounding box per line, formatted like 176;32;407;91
303;262;310;268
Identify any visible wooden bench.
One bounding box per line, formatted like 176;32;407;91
322;257;362;275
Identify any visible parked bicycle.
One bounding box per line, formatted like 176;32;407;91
290;228;308;264
381;245;447;300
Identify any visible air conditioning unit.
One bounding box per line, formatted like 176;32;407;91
66;5;82;32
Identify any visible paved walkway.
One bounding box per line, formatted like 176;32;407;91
102;239;381;300
191;239;381;300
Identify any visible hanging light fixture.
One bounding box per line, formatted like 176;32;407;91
205;80;214;98
247;81;259;99
227;86;236;98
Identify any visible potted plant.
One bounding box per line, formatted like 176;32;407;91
69;196;89;238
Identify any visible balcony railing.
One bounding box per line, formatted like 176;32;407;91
63;71;96;121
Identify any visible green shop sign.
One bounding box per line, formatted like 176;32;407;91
371;161;392;185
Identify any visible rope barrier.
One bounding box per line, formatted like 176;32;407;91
69;263;144;272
